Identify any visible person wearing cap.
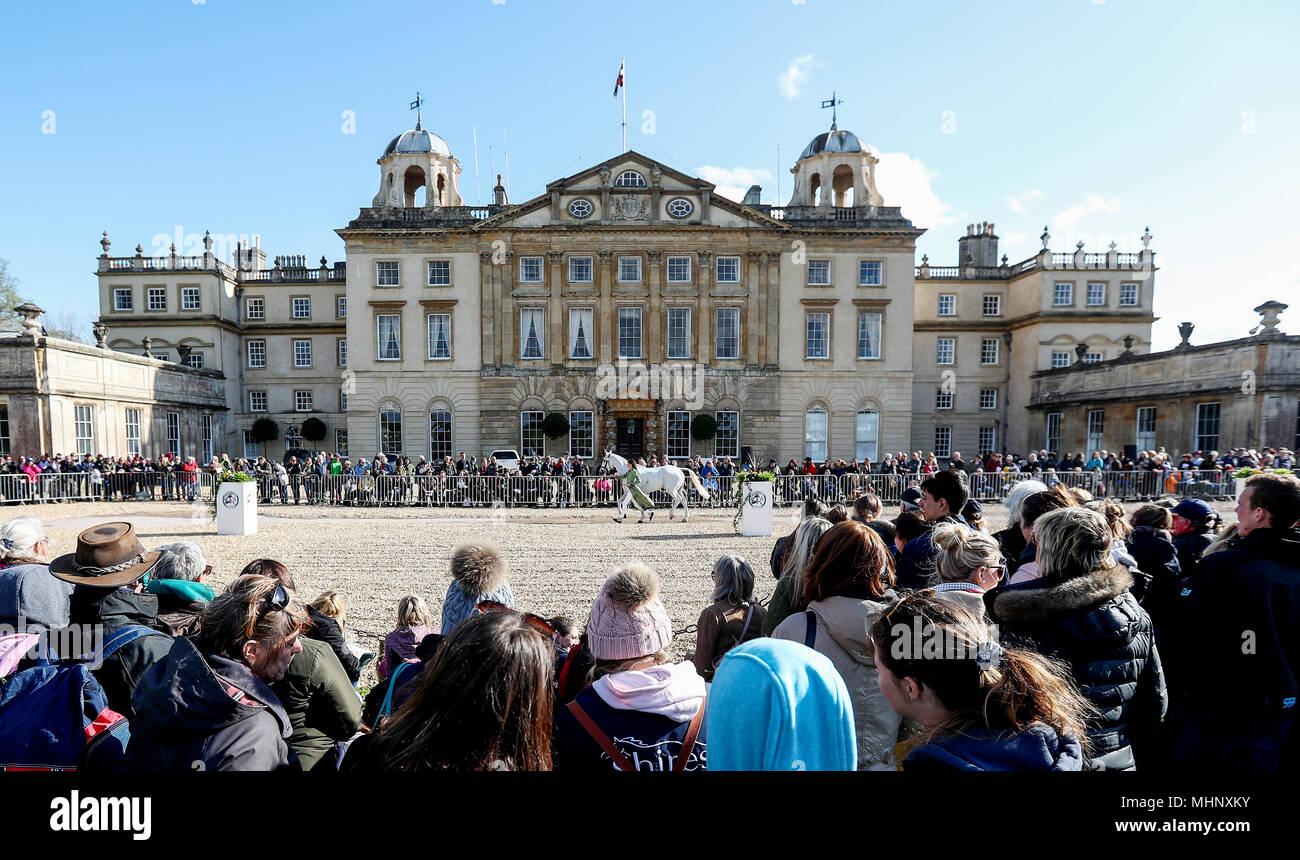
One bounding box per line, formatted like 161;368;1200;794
553;563;707;771
128;573;306;771
1169;498;1220;577
50;522;174;721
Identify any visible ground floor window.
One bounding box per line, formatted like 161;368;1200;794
0;403;10;456
202;415;213;463
666;410;691;459
75;405;95;457
379;408;403;454
855;410;878;462
569;411;593;459
243;430;262;459
521;411;545;457
335;428;348;456
430;410;453;460
715;411;739;459
805;409;828;462
934;426;952;458
1195;402;1220;453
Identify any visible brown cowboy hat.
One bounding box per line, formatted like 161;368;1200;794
49;522;163;588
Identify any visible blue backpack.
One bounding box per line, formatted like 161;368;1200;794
0;625;168;771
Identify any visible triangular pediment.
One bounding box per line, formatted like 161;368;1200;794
472;150;787;231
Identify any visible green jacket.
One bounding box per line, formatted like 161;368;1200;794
271;638;362;771
762;573;802;637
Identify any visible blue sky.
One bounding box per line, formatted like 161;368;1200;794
2;0;1296;348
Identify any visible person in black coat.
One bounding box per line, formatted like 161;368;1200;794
895;472;970;590
304;598;363;683
49;522;175;722
1170;498;1220;578
1167;474;1300;771
1124;505;1181;633
985;506;1166;771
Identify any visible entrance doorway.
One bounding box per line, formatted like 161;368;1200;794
616;416;645;459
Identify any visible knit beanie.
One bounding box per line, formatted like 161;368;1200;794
587;563;673;661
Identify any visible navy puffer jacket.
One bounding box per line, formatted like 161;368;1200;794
985;566;1167;771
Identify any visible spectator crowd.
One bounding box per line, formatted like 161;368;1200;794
2;465;1298;772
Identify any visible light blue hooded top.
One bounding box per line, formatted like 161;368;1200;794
707;638;857;771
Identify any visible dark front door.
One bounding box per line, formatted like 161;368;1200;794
616;417;644;459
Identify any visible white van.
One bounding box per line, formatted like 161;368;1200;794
490;449;521;472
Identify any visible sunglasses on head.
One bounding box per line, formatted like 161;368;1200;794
257;582;290;623
476;601;557;637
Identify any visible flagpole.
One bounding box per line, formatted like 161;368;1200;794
621;56;627;153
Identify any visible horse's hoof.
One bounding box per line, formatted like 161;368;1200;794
611;516;623;524
648;512;655;522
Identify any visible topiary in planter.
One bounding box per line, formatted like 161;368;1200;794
542;412;570;439
251;417;279;442
300;417;327;441
690;413;717;441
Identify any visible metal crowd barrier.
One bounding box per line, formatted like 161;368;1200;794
0;467;1237;507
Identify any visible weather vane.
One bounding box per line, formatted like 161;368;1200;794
820;91;844;130
410;91;423;129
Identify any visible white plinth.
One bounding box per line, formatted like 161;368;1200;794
216;481;258;535
740;481;774;537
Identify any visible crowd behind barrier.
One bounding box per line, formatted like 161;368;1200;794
3;445;1292;508
4;467;1300;774
0;466;1252;508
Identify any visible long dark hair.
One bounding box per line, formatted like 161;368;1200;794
870;594;1094;756
369;611;554;771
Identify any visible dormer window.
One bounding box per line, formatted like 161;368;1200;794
614;171;646;187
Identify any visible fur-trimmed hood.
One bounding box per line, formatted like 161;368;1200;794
991;565;1133;623
449;542;508;594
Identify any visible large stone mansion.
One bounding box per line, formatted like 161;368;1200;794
91;113;1174;464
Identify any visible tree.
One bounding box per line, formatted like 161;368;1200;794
43;310;92;344
691;413;718;441
0;258;29;333
542;412;570;439
251;418;279;442
300;417;327;441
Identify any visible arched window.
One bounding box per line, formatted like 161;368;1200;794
614;170;646;187
805;408;828;461
429;409;453;460
856;410;879;462
810;173;822;206
379;405;403;454
404;166;426;207
832;164;855;207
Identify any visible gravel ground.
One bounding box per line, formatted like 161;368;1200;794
17;497;1239;687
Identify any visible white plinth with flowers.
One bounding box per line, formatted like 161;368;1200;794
216;481;258;535
740;481;774;537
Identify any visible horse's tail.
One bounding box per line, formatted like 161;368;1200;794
684;468;710;500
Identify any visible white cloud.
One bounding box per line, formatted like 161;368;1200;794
1003;189;1042;213
696;165;774;203
1053;193;1122;232
868;147;957;228
779;54;815;99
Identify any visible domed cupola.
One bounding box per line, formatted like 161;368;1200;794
371;93;463;210
383;126;453;158
798;127;864;160
787;96;883;210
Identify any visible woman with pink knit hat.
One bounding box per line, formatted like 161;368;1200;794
552;563;707;771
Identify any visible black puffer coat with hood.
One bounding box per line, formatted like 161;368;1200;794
127;635;297;771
